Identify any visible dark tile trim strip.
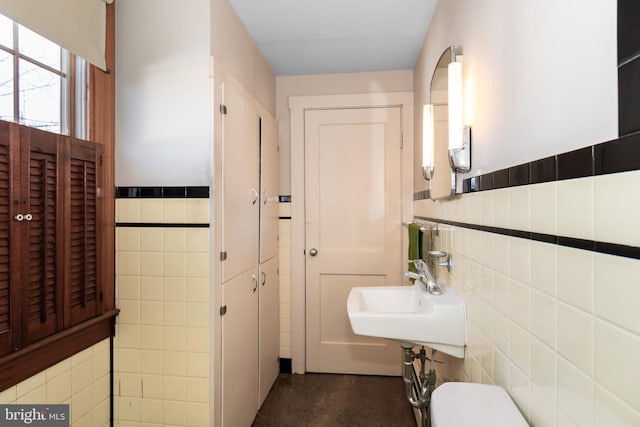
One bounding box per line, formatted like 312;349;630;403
557;146;594;180
279;216;292;220
509;163;529;187
413;190;430;201
279;195;292;203
618;51;640;68
493;168;509;189
116;222;210;228
279;358;292;374
558;236;595;252
531;232;558;245
413;133;640;201
115;186;210;198
415;215;640;261
529;156;557;184
594;132;640;175
479;173;493;191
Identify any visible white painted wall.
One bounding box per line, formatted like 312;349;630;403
414;0;618;187
115;0;212;186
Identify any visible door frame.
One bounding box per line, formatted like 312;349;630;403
289;92;414;374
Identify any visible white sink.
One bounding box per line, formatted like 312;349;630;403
347;283;467;358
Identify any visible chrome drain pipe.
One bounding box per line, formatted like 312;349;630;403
402;345;437;427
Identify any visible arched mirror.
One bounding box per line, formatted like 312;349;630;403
429;46;456;200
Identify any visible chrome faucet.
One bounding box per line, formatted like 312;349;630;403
405;259;443;295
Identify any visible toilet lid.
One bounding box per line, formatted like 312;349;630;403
430;382;528;427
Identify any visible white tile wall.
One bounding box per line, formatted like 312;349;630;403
415;171;640;426
0;340;111;427
594;171;640;247
115;198;210;427
279;202;292;359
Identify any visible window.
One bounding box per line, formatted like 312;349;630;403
0;13;87;137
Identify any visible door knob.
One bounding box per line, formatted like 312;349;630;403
309;248;318;257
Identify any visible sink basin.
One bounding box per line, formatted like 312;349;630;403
347;283;467;358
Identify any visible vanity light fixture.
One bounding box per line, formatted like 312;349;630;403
422;104;434;181
448;57;472;173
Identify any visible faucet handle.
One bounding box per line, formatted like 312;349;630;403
404;271;422;281
409;258;428;273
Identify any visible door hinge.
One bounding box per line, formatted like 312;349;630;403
220;305;227;316
100;155;104;166
220;251;227;261
220;104;228;115
400;133;404;148
100;291;103;302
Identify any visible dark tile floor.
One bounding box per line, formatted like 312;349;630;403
252;373;416;427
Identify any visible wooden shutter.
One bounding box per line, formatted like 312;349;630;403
23;129;63;344
66;139;99;326
0;122;14;356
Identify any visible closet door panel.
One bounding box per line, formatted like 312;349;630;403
221;83;260;282
221;268;259;427
0;122;15;355
66;139;99;326
22;128;63;344
258;255;279;406
259;115;279;263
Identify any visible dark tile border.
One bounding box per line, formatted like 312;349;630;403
493;168;509;189
279;195;291;219
529;156;557;184
594;131;640;174
557;146;594;180
509;163;529;187
618;0;640;64
413;189;430;201
415;215;640;261
116;222;210;228
420;133;640;201
115;186;210;199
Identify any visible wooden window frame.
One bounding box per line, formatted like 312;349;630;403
0;2;116;392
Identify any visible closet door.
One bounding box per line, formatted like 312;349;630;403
258;255;279;406
221;83;260;283
221;268;259;427
259;115;279;263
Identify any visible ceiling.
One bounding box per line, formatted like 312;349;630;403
227;0;439;76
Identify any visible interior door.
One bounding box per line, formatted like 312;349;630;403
221;268;259;427
305;107;403;375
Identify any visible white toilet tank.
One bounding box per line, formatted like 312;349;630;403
430;382;528;427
